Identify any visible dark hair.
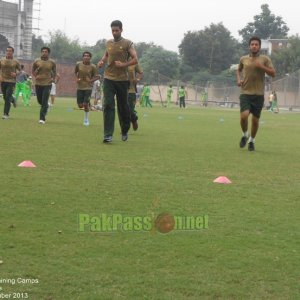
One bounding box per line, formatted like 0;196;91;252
41;46;51;53
249;36;261;46
111;20;122;29
82;51;92;58
20;64;24;69
7;46;14;52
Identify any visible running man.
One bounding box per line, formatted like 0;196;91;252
98;20;138;143
128;61;143;130
237;36;275;151
0;46;20;119
32;47;57;124
75;51;99;126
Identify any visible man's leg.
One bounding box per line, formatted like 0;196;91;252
115;81;130;140
83;90;92;126
247;96;264;151
239;94;252;148
128;93;138;131
240;110;250;133
35;85;43;106
39;85;51;122
250;115;259;139
5;83;15;116
103;79;116;140
2;82;10;117
239;110;250;148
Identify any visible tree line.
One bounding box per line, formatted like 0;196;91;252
32;4;300;85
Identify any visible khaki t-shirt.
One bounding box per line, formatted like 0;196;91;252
128;64;143;93
104;38;134;81
75;62;98;90
32;58;56;86
0;58;21;83
238;55;274;95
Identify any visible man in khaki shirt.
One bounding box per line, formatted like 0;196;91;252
98;20;138;143
0;46;20;119
75;51;99;126
32;47;56;124
237;36;275;151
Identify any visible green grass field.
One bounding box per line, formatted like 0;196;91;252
0;98;299;300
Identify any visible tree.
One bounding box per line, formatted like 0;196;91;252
179;23;239;75
87;39;107;64
47;30;83;63
239;4;289;49
32;34;45;58
135;42;157;60
271;36;300;77
139;46;179;82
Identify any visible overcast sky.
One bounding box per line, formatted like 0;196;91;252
37;0;298;53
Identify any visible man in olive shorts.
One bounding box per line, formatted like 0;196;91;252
75;51;99;126
237;36;275;151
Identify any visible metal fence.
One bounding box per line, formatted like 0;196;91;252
148;71;300;110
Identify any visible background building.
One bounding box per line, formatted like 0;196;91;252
0;0;37;59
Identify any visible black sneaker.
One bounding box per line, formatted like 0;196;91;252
132;120;138;131
103;136;112;143
121;133;128;141
239;136;247;148
248;142;255;151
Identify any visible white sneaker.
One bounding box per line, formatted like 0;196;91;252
83;119;89;126
39;120;45;124
2;115;9;119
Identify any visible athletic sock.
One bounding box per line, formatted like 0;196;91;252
249;136;255;143
243;131;249;138
84;111;89;121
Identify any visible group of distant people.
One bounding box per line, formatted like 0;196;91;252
0;23;276;150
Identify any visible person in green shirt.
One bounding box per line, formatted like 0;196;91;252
178;85;187;108
14;64;28;106
142;84;152;107
23;76;33;106
237;36;275;151
270;90;279;113
166;85;173;107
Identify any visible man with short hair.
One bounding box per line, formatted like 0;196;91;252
237;36;275;151
75;51;99;126
98;20;138;143
32;47;57;124
0;46;20;119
